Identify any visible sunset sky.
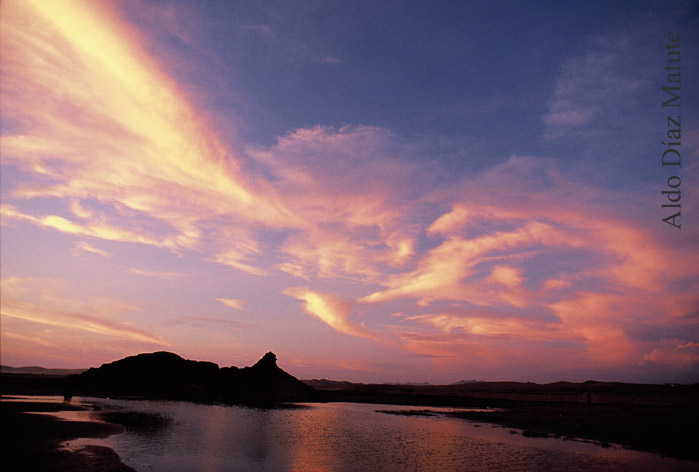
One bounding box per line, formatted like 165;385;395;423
1;0;698;384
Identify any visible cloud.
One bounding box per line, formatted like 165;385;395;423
1;2;418;281
0;277;169;347
362;220;560;306
217;298;245;310
71;241;110;257
408;312;550;339
246;125;427;280
364;156;696;306
353;155;698;371
2;205;172;249
213;249;267;277
284;288;376;340
644;340;699;366
542;32;650;140
2;0;697;382
125;268;191;279
1;0;265;258
242;20;341;65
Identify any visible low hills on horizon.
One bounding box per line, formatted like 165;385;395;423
0;365;87;376
2;351;697;408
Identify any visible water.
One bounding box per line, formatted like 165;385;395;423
29;397;698;472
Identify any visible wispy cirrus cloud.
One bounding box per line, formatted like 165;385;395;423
1;2;416;282
0;277;169;347
125;268;192;279
543;32;651;140
1;0;264;254
217;298;245;310
284;288;376;340
247;125;425;280
72;241;110;257
2;0;697;382
352;155;697;372
644;340;699;365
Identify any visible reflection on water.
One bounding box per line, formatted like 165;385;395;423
49;398;698;472
1;395;68;403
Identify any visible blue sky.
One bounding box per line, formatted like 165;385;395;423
118;0;698;183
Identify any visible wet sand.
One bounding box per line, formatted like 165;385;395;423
1;398;135;472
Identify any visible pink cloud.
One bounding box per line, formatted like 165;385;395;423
217;298;245;310
1;277;169;347
284;288;376;340
2;0;696;382
644;341;699;366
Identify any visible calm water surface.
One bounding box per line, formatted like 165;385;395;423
53;397;696;472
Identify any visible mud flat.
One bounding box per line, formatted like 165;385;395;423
0;397;135;472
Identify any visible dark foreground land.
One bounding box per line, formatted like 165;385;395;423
448;403;698;461
0;398;135;472
2;352;698;468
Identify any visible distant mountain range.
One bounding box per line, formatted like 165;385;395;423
0;365;86;376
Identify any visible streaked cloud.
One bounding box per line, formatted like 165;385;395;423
1;0;260;256
217;298;245;310
125;268;191;279
72;241;110;257
543;32;650;140
284;288;376;340
0;277;169;347
644;341;699;365
1;0;696;382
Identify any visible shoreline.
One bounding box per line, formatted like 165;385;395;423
314;381;699;461
0;397;135;472
3;389;697;467
375;403;699;462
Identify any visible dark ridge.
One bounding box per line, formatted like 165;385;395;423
51;351;321;405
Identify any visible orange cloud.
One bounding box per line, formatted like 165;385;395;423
71;241;110;257
427;205;469;235
0;0;275;262
213;249;267;277
248;125;423;280
644;341;699;365
408;313;551;339
125;268;191;279
217;298;245;310
2;1;696;382
2;2;421;283
361;221;566;306
284;288;375;340
1;277;169;347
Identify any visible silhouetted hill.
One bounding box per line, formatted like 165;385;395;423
219;352;319;403
65;351;319;405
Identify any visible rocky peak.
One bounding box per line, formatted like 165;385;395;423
253;351;278;369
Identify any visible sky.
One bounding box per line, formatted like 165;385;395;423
1;0;698;384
